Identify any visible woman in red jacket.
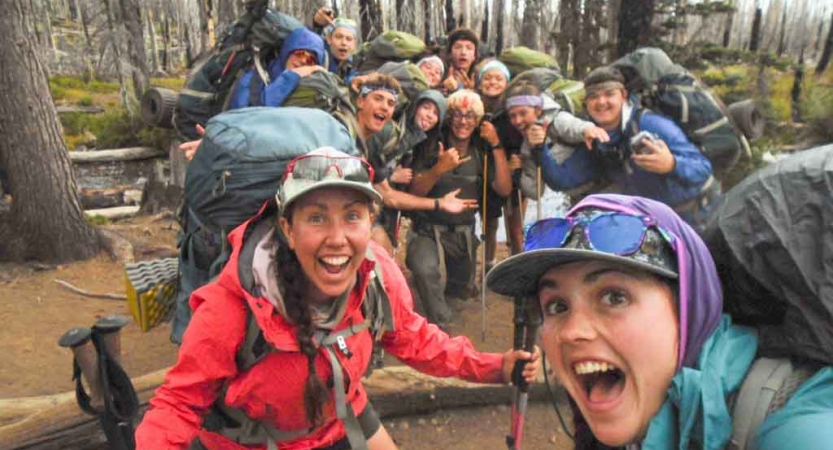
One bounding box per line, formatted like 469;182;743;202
136;148;540;450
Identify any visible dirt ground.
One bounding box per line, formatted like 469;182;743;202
0;214;573;449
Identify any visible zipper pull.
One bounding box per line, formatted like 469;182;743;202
336;335;352;358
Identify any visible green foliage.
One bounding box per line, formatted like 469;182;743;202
60;108;175;151
77;96;94;107
804;83;833;143
150;76;186;90
86;215;111;226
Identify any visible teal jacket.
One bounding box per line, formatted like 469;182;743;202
641;315;833;450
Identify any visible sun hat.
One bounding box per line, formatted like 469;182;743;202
277;147;382;215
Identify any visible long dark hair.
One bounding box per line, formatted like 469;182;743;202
274;222;330;427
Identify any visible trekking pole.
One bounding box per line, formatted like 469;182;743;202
536;166;542;222
481;150;489;342
506;296;541;450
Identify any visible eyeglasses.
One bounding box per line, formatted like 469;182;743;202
283;154;375;184
450;111;478;123
524;212;676;256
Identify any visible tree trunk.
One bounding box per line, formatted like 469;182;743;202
480;0;489;45
103;0;134;112
723;2;734;47
792;49;805;122
423;0;431;43
815;7;827;56
42;0;57;51
617;0;654;57
556;0;577;72
520;0;541;49
444;0;454;34
147;8;161;75
607;0;621;62
817;10;833;75
0;0;101;263
494;0;505;55
359;0;382;41
576;0;603;78
749;7;762;52
216;0;237;37
777;5;787;56
119;0;150;101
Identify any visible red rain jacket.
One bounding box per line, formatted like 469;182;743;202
135;212;504;450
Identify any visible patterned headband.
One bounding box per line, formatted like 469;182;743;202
505;95;543;109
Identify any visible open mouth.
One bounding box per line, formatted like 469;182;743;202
319;256;350;274
574;361;626;405
372;113;387;126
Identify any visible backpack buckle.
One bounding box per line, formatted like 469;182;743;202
336;335;352;358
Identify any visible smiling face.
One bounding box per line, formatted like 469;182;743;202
419;60;444;88
413;100;439;132
450;39;476;72
585;87;627;131
537;260;679;447
480;69;508;98
279;188;373;304
508;105;541;133
356;89;397;137
448;108;479;140
326;27;357;62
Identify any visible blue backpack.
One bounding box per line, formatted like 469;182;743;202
171;107;358;343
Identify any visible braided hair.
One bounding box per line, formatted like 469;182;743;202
274;227;330;427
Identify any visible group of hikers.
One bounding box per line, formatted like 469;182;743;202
134;3;833;450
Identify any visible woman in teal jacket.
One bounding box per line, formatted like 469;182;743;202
487;193;833;450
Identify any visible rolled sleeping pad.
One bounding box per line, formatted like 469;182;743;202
727;99;765;141
141;87;179;129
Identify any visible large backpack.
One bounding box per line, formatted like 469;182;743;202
282;70;356;115
499;46;560;77
173;5;303;140
376;61;430;118
702;144;833;366
355;30;426;73
171;107;358;343
508;68;586;116
611;47;751;178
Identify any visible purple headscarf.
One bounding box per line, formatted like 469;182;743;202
570;194;723;369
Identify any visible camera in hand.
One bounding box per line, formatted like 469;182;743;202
629;131;659;155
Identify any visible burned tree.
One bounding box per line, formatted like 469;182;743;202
0;0;101;262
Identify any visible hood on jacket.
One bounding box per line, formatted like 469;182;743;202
569;194;723;369
278;27;327;71
407;89;447;129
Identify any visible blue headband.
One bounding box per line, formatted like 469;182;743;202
505;95;543;109
360;84;399;102
478;60;511;84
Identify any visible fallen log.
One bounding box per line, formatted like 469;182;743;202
69;148;166;164
56;105;106;114
0;366;562;450
78;185;143;210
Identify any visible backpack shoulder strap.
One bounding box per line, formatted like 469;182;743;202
363;248;395;339
729;357;794;450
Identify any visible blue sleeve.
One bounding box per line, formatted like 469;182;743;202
261;70;301;107
755;368;833;450
640;113;712;186
228;70;255;110
539;144;600;191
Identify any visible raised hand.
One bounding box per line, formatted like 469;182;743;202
454;69;475;90
438;188;479;214
526;120;550;147
178;124;205;161
313;6;335;27
442;67;459;93
435;142;471;174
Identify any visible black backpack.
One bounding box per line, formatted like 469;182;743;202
173;4;303;140
171;107;359;343
612;48;751;178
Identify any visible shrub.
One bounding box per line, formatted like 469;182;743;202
77;96;94;107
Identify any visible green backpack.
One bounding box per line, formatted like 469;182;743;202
283;70;356;115
376;61;430;116
499;46;560;77
509;68;585;116
173;5;303;140
356;30;426;72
